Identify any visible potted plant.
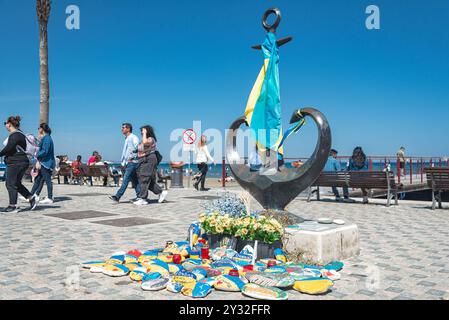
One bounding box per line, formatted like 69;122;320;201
233;215;284;259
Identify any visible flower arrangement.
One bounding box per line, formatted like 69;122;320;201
199;212;284;244
201;193;248;218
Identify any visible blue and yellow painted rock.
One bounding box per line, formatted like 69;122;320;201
213;275;246;292
181;282;212;298
245;271;295;288
167;280;184;293
81;261;105;269
242;283;288;300
191;267;208;281
292;277;334;295
129;266;148;281
102;264;130;277
182;259;203;271
141;273;169;291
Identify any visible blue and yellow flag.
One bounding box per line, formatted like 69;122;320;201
245;32;283;154
245;33;305;160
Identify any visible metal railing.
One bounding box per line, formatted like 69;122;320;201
218;155;449;188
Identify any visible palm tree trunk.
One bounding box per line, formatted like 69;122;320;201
37;0;51;125
39;26;49;124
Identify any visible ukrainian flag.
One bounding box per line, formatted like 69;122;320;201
245;32;283;154
245;33;305;160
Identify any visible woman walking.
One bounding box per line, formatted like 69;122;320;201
0;116;37;213
133;125;167;205
193;135;214;191
348;146;369;204
30;123;55;204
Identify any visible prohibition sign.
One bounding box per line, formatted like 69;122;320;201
183;129;197;145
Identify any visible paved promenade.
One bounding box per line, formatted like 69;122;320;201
0;182;448;300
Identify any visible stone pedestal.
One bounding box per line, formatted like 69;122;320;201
283;221;360;265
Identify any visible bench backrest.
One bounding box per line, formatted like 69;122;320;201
83;165;109;177
58;164;72;176
424;168;449;190
313;171;396;189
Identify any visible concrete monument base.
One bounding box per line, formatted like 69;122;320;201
283;221;360;265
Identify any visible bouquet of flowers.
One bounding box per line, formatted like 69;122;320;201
199;212;284;244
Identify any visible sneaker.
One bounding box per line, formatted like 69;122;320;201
2;206;20;214
29;195;38;211
158;190;168;203
133;198;148;206
39;198;54;205
109;195;120;203
362;196;369;204
343;198;356;203
199;188;210;192
193;182;199;190
335;197;343;202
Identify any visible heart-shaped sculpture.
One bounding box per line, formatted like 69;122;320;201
226;107;331;211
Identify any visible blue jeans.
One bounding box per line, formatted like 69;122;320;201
31;166;53;199
332;186;349;199
115;162;140;199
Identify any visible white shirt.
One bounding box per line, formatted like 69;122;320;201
121;133;140;166
195;145;214;164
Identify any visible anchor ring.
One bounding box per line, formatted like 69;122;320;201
262;8;281;33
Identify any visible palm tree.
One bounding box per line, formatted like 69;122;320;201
36;0;51;124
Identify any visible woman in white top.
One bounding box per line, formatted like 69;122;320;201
194;135;214;191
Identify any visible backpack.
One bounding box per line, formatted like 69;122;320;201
16;131;39;159
155;150;163;165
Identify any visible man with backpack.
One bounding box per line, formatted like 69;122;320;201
0;116;38;213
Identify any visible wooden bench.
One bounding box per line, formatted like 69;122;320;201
56;164;72;184
82;165;110;186
157;171;171;190
424;168;449;210
308;170;398;206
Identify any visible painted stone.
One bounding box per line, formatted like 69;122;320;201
264;266;287;274
167;280;184;293
274;248;288;263
124;254;138;264
191;267;207;280
168;263;183;274
211;258;241;270
145;259;170;276
182;259;203;271
141;275;169;291
293;277;334;295
206;268;222;278
181;282;212;298
214;275;246;292
90;266;105;273
245;272;295;288
173;269;197;286
129;267;148;281
124;262;142;271
102;264;130;277
127;249;142;258
320;269;341;281
324;261;344;271
81;261;105;269
242;283;288;300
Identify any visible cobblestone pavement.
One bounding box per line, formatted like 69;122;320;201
1;182;448;300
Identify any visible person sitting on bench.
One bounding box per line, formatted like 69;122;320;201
324;149;354;202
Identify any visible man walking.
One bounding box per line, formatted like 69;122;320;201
109;123;140;203
397;146;406;177
324;149;354;202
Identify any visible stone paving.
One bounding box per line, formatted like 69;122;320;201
1;182;449;300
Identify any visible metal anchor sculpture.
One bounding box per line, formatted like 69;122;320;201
226;8;332;212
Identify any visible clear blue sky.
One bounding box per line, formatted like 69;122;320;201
1;0;448;161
